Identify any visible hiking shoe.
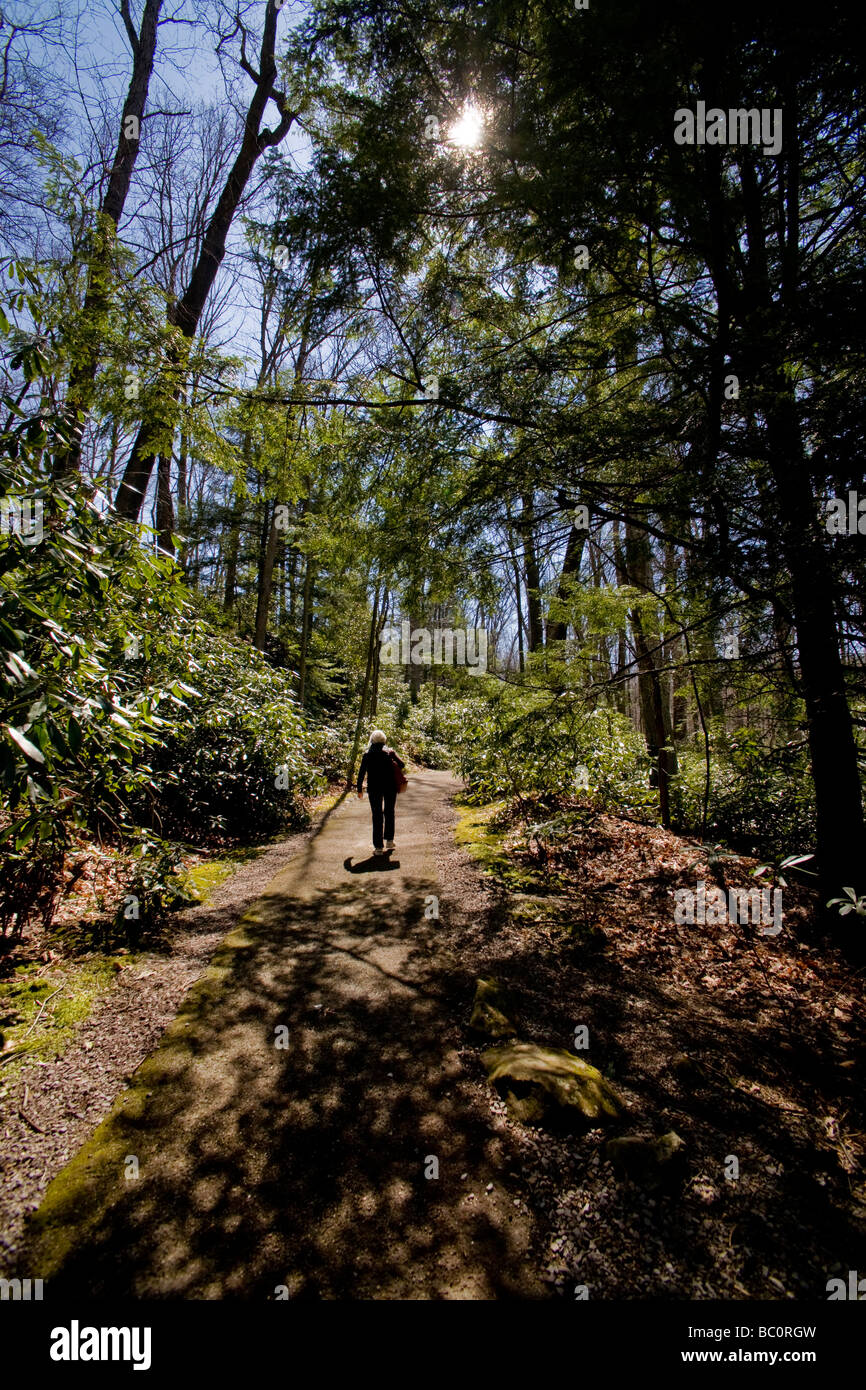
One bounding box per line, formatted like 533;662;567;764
385;840;395;850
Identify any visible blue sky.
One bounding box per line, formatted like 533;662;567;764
10;0;312;363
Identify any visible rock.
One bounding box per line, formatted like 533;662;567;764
482;1042;621;1128
689;1175;720;1205
668;1052;706;1087
469;978;517;1038
605;1130;686;1187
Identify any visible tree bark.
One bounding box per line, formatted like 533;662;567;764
617;522;678;828
297;552;314;707
519;494;543;653
546;520;586;644
254;499;282;650
504;507;525;672
113;0;296;519
155;451;174;553
768;390;865;905
736;141;865;907
369;591;389;717
346;585;381;786
222;503;243;613
55;0;164;477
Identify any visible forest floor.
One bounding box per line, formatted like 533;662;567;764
4;774;866;1298
432;794;866;1298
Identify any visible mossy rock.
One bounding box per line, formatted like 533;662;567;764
482;1042;621;1129
606;1130;686;1188
469;978;517;1038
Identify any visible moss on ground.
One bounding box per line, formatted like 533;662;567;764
454;799;547;893
21;801;336;1276
452;799;604;948
453;800;510;868
0;957;124;1080
23;913;261;1280
0;848;254;1081
179;859;235;901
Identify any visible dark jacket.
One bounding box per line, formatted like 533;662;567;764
357;743;404;796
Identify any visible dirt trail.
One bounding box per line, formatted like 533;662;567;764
22;772;547;1299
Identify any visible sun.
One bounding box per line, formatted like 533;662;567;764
448;104;485;149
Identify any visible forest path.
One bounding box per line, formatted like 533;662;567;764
24;770;546;1299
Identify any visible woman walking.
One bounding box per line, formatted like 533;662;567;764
356;729;406;855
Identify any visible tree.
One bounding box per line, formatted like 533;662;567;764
54;0;165;477
299;0;865;902
113;0;299;520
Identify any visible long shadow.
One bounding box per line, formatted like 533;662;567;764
90;801;351;961
314;787;350;830
21;871;546;1300
343;855;401;874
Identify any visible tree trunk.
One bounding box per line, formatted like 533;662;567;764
155;451;174;553
176;403;190;572
113;0;296;519
519;494;543;653
223;500;242;612
769;392;865;906
407;604;424;704
54;0;164;477
286;535;299;626
346;586;381;786
617;522;678;828
546;519;586;645
297;551;314;708
369;591;389;717
278;535;287;621
254;501;281;650
504;509;525;672
737;140;865;907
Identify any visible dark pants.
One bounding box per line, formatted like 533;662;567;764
368;789;396;849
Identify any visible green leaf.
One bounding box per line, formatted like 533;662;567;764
14;818;36;847
67;715;82;755
4;724;45;763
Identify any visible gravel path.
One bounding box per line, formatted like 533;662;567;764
15;774;547;1299
0;824;314;1275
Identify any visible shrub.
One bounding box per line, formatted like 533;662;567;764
135;616;322;841
407;681;655;816
676;727;816;860
1;404;191;933
114;833;199;946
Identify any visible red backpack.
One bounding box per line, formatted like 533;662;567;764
387;748;408;793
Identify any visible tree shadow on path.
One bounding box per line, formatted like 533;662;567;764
22;800;547;1300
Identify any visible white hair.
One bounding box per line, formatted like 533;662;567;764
368;728;387;746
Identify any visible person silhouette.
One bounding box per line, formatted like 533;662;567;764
356;729;405;855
